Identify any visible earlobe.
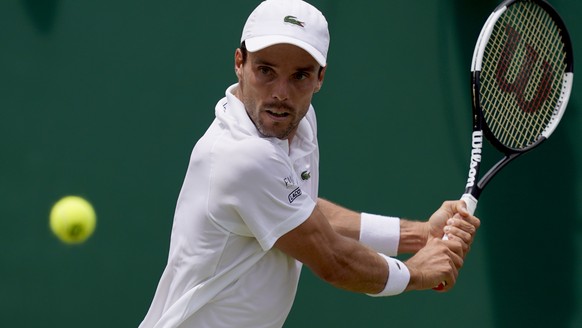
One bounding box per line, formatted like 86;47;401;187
314;67;326;93
315;66;327;93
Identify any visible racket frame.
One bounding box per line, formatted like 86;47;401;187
461;0;574;214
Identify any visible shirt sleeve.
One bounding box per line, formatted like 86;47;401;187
208;137;316;251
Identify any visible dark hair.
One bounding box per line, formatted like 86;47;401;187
240;41;249;64
239;41;325;76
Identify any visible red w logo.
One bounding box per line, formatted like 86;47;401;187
495;24;553;113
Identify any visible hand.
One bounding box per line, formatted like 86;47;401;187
427;200;481;257
404;238;464;292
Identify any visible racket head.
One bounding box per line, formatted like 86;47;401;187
471;0;574;154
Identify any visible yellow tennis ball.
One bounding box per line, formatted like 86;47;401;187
50;196;97;244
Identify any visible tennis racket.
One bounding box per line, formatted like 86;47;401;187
437;0;573;290
459;0;573;215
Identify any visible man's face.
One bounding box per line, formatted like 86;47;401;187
234;44;326;140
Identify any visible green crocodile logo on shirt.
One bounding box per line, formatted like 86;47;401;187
284;15;305;27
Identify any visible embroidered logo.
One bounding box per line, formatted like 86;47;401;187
284;175;299;188
301;171;311;180
288;187;302;203
284;15;305;27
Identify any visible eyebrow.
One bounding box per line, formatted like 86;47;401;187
253;58;318;73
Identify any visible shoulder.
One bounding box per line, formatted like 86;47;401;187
211;137;290;183
222;136;285;163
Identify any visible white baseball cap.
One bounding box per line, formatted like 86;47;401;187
241;0;330;67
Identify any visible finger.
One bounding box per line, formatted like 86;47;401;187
442;200;460;216
433;270;454;292
466;214;481;229
456;207;481;229
443;239;467;259
456;200;470;216
443;231;470;255
445;224;472;240
444;226;471;247
441;259;459;292
447;215;477;235
450;250;464;270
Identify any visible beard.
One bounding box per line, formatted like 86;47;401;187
246;100;302;140
235;79;307;140
255;109;299;139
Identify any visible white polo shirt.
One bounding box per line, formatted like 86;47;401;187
139;84;319;328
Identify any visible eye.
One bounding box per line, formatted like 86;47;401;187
258;66;273;75
293;72;309;81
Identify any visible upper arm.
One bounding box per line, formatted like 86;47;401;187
208;138;316;250
274;205;338;280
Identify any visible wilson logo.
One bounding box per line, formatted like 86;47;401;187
496;24;553;113
288;187;302;203
465;131;483;188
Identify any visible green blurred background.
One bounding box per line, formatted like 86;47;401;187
1;0;580;327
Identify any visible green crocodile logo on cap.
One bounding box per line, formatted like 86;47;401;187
284;15;305;27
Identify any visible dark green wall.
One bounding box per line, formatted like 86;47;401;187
1;1;580;327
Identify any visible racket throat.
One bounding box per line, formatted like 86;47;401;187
468;151;522;200
464;130;484;193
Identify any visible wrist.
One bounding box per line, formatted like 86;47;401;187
367;254;410;297
360;213;400;256
397;220;429;254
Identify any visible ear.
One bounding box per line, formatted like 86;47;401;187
314;66;327;93
234;48;244;79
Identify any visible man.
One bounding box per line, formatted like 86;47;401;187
139;0;480;327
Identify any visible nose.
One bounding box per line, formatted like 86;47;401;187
271;78;289;101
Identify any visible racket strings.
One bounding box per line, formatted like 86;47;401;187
488;5;559;146
479;1;566;150
484;4;564;147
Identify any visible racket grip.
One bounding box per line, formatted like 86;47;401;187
442;194;478;241
434;194;479;290
460;193;478;215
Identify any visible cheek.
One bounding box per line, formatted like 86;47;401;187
294;80;320;101
295;89;315;108
241;70;263;93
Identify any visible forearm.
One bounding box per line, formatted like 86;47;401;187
316;198;360;239
320;235;410;296
311;199;476;293
320;236;389;294
276;203;408;295
318;198;429;255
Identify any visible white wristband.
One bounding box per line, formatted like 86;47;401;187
367;254;410;297
360;213;400;256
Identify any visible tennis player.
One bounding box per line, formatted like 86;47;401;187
139;0;480;327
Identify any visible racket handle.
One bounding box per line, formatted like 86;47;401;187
460;193;478;215
442;194;478;241
434;194;479;290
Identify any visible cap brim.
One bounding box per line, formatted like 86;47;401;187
245;36;327;67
